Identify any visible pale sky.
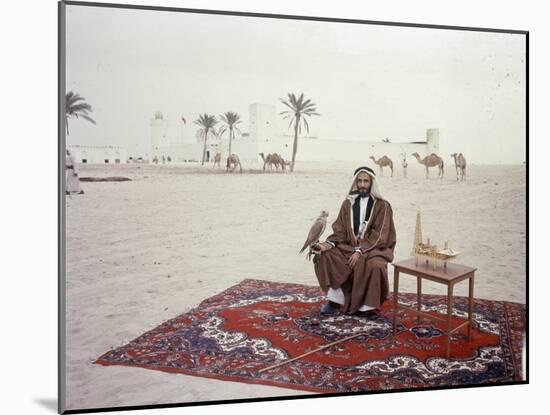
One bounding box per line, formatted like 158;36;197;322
65;4;526;164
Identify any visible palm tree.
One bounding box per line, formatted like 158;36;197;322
219;111;242;157
280;93;320;172
194;114;218;165
65;91;96;135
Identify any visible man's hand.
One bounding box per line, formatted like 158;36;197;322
312;242;332;252
347;252;362;269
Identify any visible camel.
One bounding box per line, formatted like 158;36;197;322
226;154;242;173
259;152;285;172
451;153;467;181
213;152;221;168
411;152;444;179
259;152;271;171
271;153;286;171
369;155;394;177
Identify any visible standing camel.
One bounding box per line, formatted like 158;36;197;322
369;155;394;177
451;153;467;181
213;152;221;168
226;154;242;173
259;152;285;172
411;152;444;179
259;152;272;171
271;153;286;172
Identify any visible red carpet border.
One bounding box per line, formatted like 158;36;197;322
96;278;525;393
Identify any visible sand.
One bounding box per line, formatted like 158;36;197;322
64;161;526;411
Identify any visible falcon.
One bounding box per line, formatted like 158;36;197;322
299;210;329;257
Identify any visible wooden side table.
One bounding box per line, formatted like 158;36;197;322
392;258;477;358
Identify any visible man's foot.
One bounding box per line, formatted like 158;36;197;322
352;309;380;318
320;301;341;316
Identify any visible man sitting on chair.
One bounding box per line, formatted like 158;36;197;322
312;166;396;317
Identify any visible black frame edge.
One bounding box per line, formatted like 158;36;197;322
62;380;528;414
58;1;67;413
62;0;528;34
525;30;529;384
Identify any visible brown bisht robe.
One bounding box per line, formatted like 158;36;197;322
314;196;396;313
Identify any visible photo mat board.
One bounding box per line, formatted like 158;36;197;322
59;1;528;413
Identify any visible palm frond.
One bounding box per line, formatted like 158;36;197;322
303;103;317;112
65;91;96;127
67;103;93;114
287;93;295;103
220;111;241;127
194;113;218;129
280;100;296;112
79;114;96;124
66;97;85;108
302;116;310;134
65;91;86;107
287;116;296;130
281;92;319;137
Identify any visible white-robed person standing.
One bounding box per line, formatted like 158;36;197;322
66;149;84;195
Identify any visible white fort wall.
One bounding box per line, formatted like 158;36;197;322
228;136;259;163
286;136;439;164
143;105;440;165
67;144;128;164
249;103;439;164
68;106;440;166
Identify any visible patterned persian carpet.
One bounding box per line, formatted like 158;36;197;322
95;279;525;393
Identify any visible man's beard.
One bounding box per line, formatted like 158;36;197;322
358;189;370;198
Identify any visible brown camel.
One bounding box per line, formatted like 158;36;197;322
226;154;242;173
369;155;393;177
213;152;221;168
411;152;444;178
259;152;285;172
271;153;286;171
451;153;467;181
259;152;271;171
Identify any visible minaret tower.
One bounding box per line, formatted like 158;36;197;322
412;210;423;255
150;111;169;163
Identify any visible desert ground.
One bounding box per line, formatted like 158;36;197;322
64;160;526;410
